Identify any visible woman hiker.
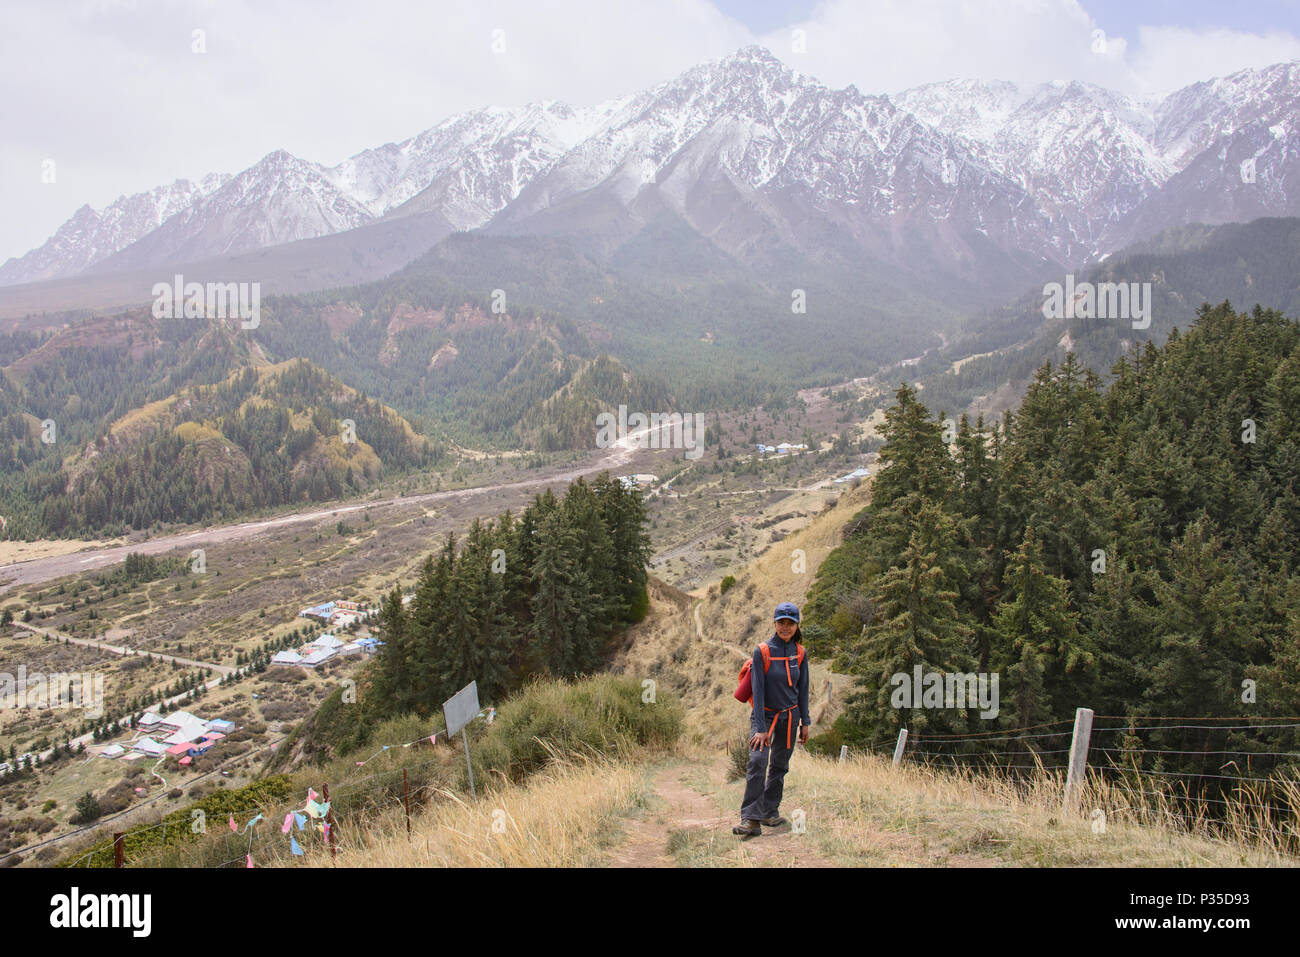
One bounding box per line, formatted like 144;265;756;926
734;601;810;837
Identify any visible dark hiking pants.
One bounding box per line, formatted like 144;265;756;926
740;713;796;821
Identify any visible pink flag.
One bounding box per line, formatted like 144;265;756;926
228;815;237;832
282;813;293;834
246;854;254;868
307;788;318;802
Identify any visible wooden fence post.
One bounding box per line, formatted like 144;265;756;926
1063;707;1094;814
403;768;411;839
323;782;336;860
892;728;908;766
113;832;124;868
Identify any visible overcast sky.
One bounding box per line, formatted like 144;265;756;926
4;0;1300;263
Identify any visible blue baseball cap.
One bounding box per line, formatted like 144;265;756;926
773;602;800;623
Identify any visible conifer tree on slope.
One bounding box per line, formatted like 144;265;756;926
844;500;972;739
993;526;1091;732
529;508;591;678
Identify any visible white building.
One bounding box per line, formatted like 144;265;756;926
161;710;200;729
133;738;166;757
300;648;336;668
164;720;210;745
271;650;303;666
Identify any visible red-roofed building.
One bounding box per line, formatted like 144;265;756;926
166;743;192;756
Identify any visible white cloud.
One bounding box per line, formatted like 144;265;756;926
2;0;1299;264
1130;26;1300;97
0;0;750;263
759;0;1138;96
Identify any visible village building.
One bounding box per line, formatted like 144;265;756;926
160;710;200;729
163;720;210;745
300;648;336;668
132;738;166;757
299;601;336;622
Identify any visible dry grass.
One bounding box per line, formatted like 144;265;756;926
292;749;640;868
772;750;1299;867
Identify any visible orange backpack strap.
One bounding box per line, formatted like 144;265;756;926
759;643;772;672
797;644;805;667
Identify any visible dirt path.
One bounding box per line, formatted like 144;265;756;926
692;600;747;661
606;755;837;868
608;762;731;867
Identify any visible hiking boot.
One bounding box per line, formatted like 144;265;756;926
732;819;761;837
761;816;787;827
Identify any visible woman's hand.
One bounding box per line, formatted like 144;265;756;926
799;724;810;745
749;731;770;750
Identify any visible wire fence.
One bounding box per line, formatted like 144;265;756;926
877;712;1300;851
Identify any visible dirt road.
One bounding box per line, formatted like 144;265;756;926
0;429;651;594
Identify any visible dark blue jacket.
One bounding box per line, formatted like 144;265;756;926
749;631;811;737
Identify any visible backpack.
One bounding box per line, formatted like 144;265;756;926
734;641;805;704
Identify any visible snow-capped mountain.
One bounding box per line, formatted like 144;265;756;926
7;46;1300;296
0;173;228;284
86;150;378;273
10;101;613;283
896;61;1300;255
896;79;1171;255
492;46;1054;287
376;99;625;226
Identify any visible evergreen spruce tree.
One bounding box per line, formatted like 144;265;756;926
529;508;591;677
843;500;972;740
993;526;1091;732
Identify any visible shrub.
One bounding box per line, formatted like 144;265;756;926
71;792;100;825
472;674;683;785
719;575;737;595
727;738;750;782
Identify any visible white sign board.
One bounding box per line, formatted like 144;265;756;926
443;681;480;738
